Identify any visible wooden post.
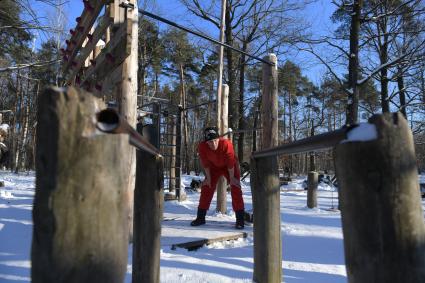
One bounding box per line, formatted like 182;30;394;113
307;171;318;208
216;84;229;214
132;123;163;283
32;87;128;283
335;112;425;283
169;114;177;192
113;0;138;243
251;53;281;283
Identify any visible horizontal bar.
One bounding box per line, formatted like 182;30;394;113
138;96;170;102
160;144;177;147
96;108;161;157
139;9;274;66
252;126;353;159
220;127;262;137
183;100;216;111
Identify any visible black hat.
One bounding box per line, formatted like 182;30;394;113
204;127;219;141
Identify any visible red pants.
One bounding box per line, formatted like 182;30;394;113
198;165;244;212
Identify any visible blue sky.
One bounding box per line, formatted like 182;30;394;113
33;0;339;85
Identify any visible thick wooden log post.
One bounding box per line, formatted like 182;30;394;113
216;84;229;214
307;171;318;208
335;112;425;283
252;53;281;283
132;124;163;283
32;87;128;283
115;0;138;243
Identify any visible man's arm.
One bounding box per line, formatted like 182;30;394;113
198;142;212;187
203;166;211;187
228;164;241;188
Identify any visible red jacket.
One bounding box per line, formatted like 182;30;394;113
198;138;236;169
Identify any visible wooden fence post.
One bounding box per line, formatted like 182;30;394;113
132;123;163;283
216;84;229;214
335;112;425;283
32;87;128;283
251;53;281;283
307;171;318;208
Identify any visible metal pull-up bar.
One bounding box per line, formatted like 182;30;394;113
138;9;275;66
252;126;356;158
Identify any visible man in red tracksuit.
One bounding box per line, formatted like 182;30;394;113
191;126;245;229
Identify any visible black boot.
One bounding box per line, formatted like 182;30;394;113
235;210;245;229
191;208;207;226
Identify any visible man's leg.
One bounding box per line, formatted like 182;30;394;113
224;165;244;212
191;169;221;226
224;165;245;229
198;169;220;210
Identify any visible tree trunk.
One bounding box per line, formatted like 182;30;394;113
309;124;316;171
225;2;237;131
335;112;425;283
32;87;129;283
397;67;407;118
307;171;318;208
346;0;362;124
238;44;247;162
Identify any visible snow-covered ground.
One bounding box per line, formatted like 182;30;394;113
0;170;424;282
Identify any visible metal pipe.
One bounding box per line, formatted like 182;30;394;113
96;108;162;157
139;9;275;66
183;100;216;111
220;128;262;137
252;126;354;159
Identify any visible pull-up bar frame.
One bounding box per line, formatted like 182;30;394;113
138;9;275;66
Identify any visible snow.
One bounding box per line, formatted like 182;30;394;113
0;124;9;132
0;170;424;282
344;123;378;142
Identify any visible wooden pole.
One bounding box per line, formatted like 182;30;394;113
251;53;281;283
169;115;176;192
216;84;229;213
307;171;318;208
132;123;163;283
116;0;138;243
32;87;128;283
335;112;425;283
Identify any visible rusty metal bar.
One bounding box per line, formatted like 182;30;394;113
252;126;353;159
220;127;262;137
183;100;216;111
96;108;162;157
139;9;275;66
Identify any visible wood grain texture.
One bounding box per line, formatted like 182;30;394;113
335;112;425;283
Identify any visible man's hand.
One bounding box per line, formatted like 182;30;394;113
202;177;211;188
202;167;211;188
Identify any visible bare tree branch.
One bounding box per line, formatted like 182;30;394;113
0;59;61;73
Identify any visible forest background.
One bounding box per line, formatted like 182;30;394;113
0;0;424;174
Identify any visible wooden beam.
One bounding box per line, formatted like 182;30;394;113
171;232;247;251
62;0;110;74
79;20;131;86
66;15;113;84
